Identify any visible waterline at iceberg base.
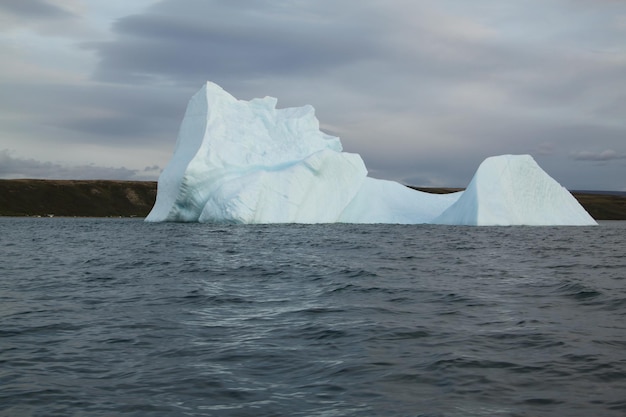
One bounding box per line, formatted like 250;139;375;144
146;82;596;226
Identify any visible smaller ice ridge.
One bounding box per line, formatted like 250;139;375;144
146;82;597;226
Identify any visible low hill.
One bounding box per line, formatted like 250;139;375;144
0;179;624;220
0;179;157;217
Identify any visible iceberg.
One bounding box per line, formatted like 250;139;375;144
432;155;597;225
146;82;596;226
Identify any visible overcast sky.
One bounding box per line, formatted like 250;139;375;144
1;0;625;190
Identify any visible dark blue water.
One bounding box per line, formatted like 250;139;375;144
1;218;625;417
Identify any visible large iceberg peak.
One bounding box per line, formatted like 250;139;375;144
195;81;342;169
147;82;596;225
146;81;365;223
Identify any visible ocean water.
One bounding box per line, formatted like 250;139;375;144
1;218;625;417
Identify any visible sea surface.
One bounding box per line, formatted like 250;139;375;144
1;218;625;417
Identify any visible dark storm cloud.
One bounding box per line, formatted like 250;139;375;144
0;0;74;19
0;150;139;180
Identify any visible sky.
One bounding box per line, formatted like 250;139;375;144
1;0;625;190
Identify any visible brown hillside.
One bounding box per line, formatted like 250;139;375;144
0;179;157;217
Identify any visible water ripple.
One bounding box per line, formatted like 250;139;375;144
0;218;625;416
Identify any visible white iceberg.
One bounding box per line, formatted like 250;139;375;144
432;155;597;225
146;82;596;226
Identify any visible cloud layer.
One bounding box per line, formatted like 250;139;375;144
1;0;625;190
0;149;160;180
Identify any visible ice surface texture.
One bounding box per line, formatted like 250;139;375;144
146;82;596;225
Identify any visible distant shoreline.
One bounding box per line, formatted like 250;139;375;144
0;179;157;218
1;179;624;220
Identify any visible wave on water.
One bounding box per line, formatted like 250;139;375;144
1;218;625;416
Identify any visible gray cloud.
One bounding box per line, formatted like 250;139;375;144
86;1;380;86
82;0;626;192
1;0;625;190
0;81;188;147
0;0;74;19
571;149;626;161
0;149;147;180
